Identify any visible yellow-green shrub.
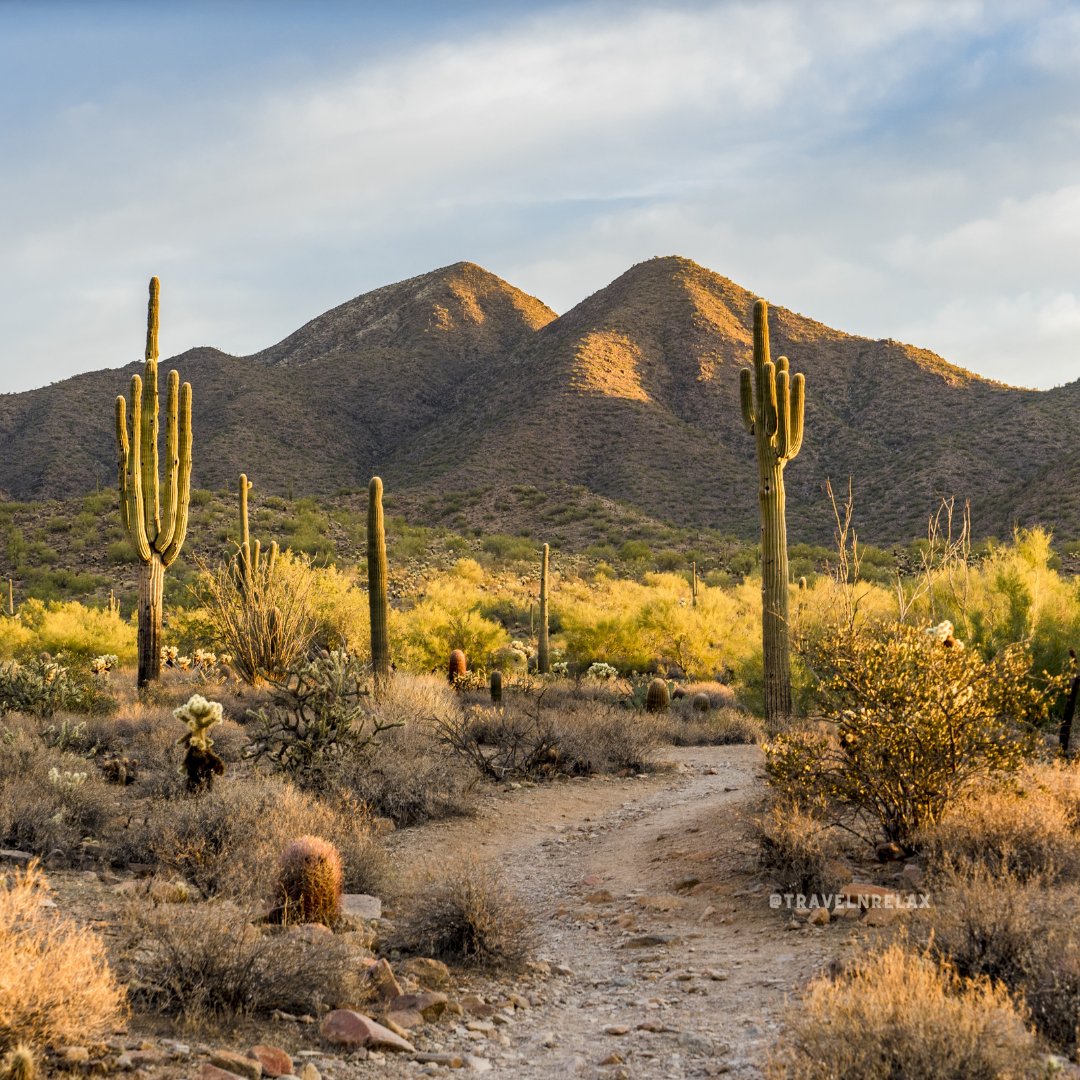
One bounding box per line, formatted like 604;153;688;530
8;599;135;664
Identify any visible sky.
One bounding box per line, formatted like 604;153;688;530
1;0;1078;393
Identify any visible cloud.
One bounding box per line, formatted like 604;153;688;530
0;0;1077;391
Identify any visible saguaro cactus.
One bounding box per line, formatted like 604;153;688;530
236;473;278;595
740;299;805;725
691;561;698;608
115;277;193;687
368;476;390;688
537;543;550;675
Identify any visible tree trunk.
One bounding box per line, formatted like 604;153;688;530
759;459;792;724
1061;673;1079;759
137;553;164;688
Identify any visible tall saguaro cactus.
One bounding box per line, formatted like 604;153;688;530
236;473;278;595
368;476;391;688
115;277;193;687
537;543;550;675
740;299;805;725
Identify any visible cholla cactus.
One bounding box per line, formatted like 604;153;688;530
925;620;964;650
174;693;222;751
161;645;179;668
585;661;619;681
90;654;118;676
192;648;218;667
551;661;569;677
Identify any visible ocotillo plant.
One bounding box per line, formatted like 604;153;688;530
236;473;278;596
740;299;805;725
537;543;550;675
115;277;193;687
368;476;390;689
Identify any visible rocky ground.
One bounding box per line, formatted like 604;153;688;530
35;744;895;1080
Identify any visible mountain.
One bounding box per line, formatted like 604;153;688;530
0;257;1077;545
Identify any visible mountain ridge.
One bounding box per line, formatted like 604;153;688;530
0;256;1076;545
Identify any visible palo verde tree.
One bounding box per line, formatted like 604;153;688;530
115;277;193;687
740;298;805;725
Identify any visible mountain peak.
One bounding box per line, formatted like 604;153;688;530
250;261;555;367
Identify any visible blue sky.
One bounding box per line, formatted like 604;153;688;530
2;0;1078;392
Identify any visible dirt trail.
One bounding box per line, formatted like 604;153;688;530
381;745;840;1079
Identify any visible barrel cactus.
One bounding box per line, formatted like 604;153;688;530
645;678;670;713
448;649;467;685
272;835;343;927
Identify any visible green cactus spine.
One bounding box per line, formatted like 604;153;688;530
115;277;193;687
740;298;805;725
236;473;278;595
368;476;391;688
537;543;550;675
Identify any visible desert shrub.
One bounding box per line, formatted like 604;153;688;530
920;763;1080;882
13;599;135;665
756;802;845;898
659;707;763;746
246;649;400;786
0;750;114;861
306;561;371;654
197;553;318;685
917;867;1080;1055
766;624;1059;844
126;900;357;1020
122;774;386;900
391;561;511;672
393;859;534;970
0;655;111;719
552;699;659;774
0;864;125;1053
768;943;1040;1079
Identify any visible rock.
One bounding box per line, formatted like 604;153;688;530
415;1053;466;1067
401;956;452;988
461;994;498;1019
875;842;907;862
249;1046;293;1078
298;1066;321;1080
387;991;449;1019
808;907;830;927
464;1057;492;1072
0;848;32;863
585;890;615;904
599;1052;624;1066
365;958;403;1001
674;876;701;892
637;893;684;912
61;1047;91;1065
383;1009;424;1030
622;934;675;948
210;1049;262;1078
319;1010;415;1053
341;893;382;921
901;863;925;888
603;1025;630;1035
200;1067;246;1080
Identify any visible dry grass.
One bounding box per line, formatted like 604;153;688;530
393;858;534;970
756;801;844;898
920;761;1080;882
768;942;1041;1079
659;705;762;746
915;866;1080;1055
125;900;358;1021
0;864;126;1054
121;773;386;901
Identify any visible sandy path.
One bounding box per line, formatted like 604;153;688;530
378;745;838;1079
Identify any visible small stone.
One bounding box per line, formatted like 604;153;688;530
415;1053;466;1067
365;958;403;1001
599;1052;624;1066
210;1049;262;1078
249;1046;293;1078
808;907;830;927
341;893;382;921
383;1009;424;1030
200;1068;245;1080
319;1009;415;1053
622;934;674;948
603;1025;630;1036
585;890;614;904
461;994;497;1019
387;991;449;1019
401;957;452;988
464;1057;492;1073
298;1065;321;1080
61;1047;91;1065
875;842;906;862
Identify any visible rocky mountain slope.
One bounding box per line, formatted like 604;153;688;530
1;257;1076;544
